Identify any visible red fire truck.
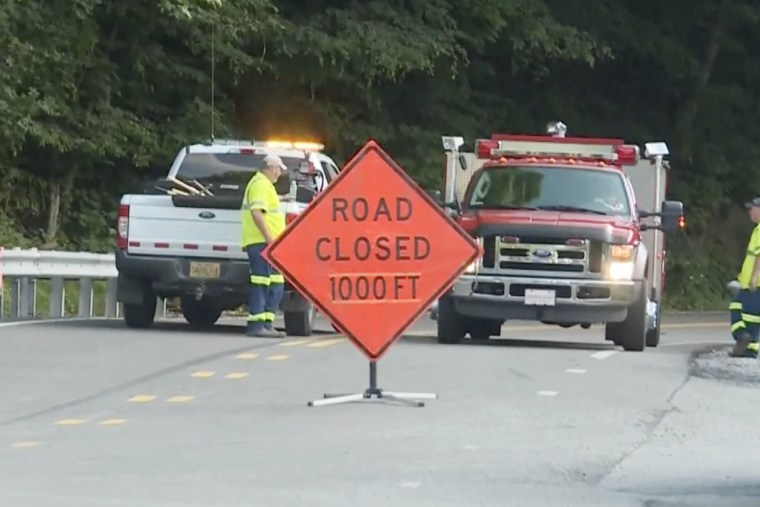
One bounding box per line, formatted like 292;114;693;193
430;122;685;351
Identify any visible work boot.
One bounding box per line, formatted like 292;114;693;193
729;336;757;358
264;324;286;338
246;327;284;338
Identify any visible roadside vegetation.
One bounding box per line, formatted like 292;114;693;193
1;0;758;312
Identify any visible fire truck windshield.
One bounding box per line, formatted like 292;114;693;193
466;165;632;217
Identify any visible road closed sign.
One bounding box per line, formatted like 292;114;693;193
263;140;481;361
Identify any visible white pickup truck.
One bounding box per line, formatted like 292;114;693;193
114;139;342;335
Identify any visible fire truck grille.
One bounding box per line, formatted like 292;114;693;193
481;236;603;274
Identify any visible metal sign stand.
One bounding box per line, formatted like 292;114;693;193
308;361;438;408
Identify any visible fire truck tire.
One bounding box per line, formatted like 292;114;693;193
284;307;314;336
436;296;466;344
180;296;222;330
620;289;647;352
123;297;156;329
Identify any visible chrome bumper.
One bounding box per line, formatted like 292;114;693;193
451;274;639;305
438;274;644;324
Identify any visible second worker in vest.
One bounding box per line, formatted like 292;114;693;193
729;197;760;358
241;154;289;338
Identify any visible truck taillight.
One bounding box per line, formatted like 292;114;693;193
117;204;129;249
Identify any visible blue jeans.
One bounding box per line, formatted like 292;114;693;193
730;289;760;343
246;243;284;332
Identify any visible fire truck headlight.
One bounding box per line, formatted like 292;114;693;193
608;261;635;280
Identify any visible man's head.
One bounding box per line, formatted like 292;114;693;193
745;197;760;223
261;154;287;182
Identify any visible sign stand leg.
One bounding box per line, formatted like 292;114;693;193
307;361;438;407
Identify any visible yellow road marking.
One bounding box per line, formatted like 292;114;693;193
191;371;216;378
267;354;290;361
55;419;86;426
11;441;41;448
128;395;156;403
236;353;259;360
99;419;127;426
225;372;249;379
306;338;345;348
280;339;310;347
166;396;194;403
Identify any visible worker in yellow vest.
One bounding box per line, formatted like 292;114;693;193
729;197;760;358
241;154;288;337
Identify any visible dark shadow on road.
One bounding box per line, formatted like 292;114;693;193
401;334;614;352
2;318;337;337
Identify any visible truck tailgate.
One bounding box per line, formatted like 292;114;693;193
124;194;245;260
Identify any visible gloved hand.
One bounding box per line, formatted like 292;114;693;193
727;280;741;298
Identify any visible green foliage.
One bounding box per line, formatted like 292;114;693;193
1;0;759;309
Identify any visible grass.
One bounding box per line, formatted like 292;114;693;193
1;279;112;318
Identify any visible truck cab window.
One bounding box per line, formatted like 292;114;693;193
466;166;632;217
176;153;313;202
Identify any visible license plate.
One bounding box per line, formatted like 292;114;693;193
189;262;220;279
524;289;556;306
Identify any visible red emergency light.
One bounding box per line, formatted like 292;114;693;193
475;134;640;166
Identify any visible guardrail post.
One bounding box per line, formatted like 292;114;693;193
105;278;118;318
78;278;93;318
9;278;19;318
49;277;65;318
155;297;164;320
29;279;37;316
18;277;31;317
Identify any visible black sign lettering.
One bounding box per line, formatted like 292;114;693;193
352;197;369;221
331;198;348;221
315;237;330;261
396;197;412;221
329;274;419;302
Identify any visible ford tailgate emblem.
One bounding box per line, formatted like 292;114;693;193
532;249;552;258
199;211;215;219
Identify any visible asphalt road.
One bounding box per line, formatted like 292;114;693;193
0;311;757;507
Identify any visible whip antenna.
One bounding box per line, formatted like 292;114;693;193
210;22;216;141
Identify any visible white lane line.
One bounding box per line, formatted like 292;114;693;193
537;390;559;396
591;350;619;360
399;481;421;488
565;368;586;374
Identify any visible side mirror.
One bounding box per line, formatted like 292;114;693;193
660;200;685;231
641;200;685;232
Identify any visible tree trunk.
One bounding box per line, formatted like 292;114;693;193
673;2;729;164
43;181;61;249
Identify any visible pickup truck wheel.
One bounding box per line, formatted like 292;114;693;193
284;306;314;337
437;295;466;344
468;319;501;340
620;288;647;352
123;298;156;329
180;297;222;330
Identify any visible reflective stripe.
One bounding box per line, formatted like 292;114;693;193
742;313;760;323
263;312;275;322
250;275;270;286
270;273;284;284
249;200;266;210
729;302;743;311
247;313;268;322
732;321;746;332
748;342;760;352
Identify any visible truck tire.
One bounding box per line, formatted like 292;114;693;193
123;297;156;329
284;305;314;336
620;287;647;352
180;297;222;330
646;301;661;348
437;295;467;344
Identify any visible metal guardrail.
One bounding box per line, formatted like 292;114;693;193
0;247;167;321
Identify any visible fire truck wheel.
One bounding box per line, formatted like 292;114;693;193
123;287;157;329
436;296;466;344
284;307;314;336
180;296;222;330
646;303;661;347
620;289;647;352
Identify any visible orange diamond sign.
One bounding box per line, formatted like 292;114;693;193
262;140;481;360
